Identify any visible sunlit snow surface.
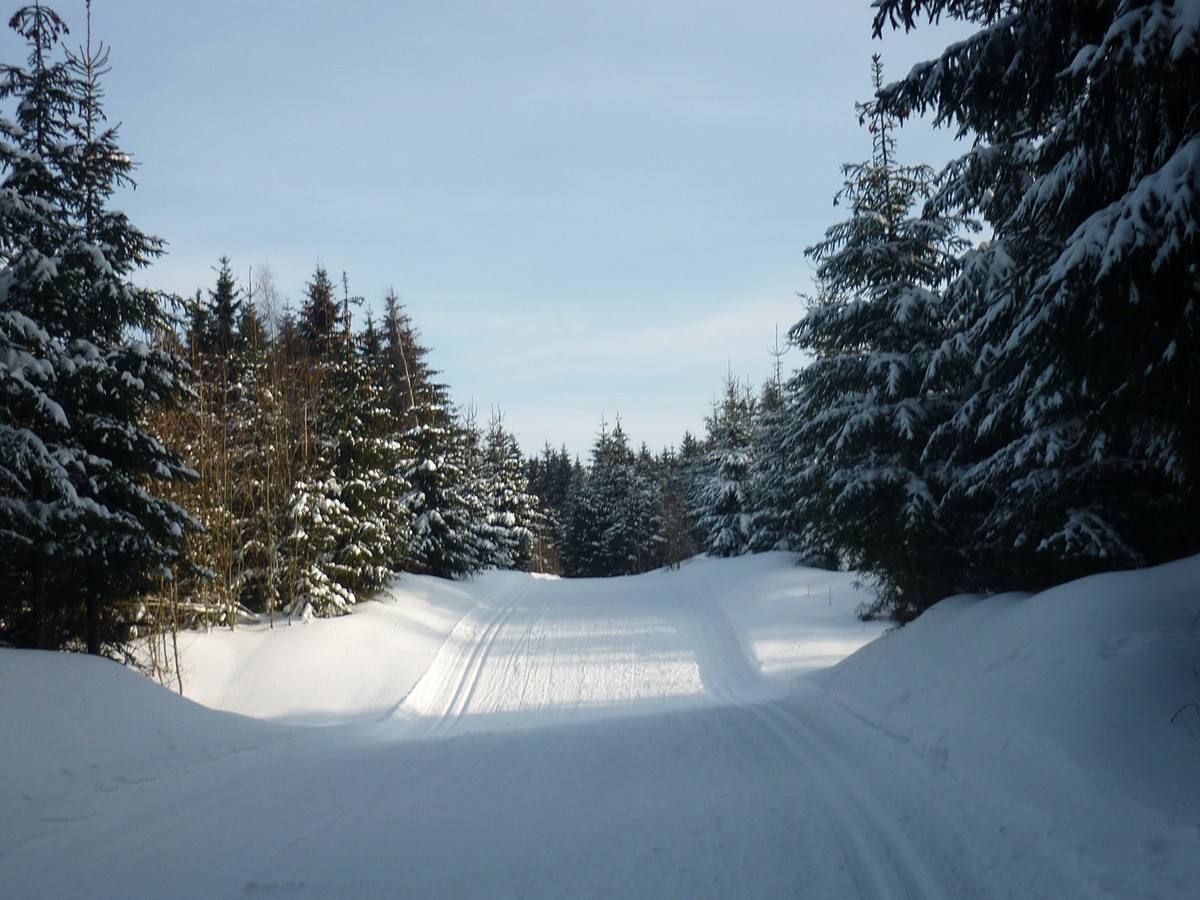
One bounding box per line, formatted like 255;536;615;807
2;552;1199;898
172;557;879;730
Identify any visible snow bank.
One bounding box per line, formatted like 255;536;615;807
815;555;1200;875
681;552;887;676
168;556;883;726
165;572;483;723
0;649;282;804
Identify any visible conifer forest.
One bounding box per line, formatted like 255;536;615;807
2;0;1198;659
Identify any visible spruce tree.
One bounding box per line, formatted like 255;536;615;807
318;322;407;601
873;1;1200;590
745;356;795;554
787;56;969;617
0;4;195;652
228;297;289;615
560;420;663;577
695;375;756;558
559;472;605;578
377;300;487;579
525;443;580;573
406;410;492;579
631;442;668;573
281;269;406;615
482;414;539;571
657;444;700;568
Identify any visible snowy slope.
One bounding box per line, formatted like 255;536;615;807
1;553;1198;898
813;556;1200;895
167;573;482;724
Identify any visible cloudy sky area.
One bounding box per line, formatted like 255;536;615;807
2;1;969;458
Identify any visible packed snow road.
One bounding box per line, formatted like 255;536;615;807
3;553;1198;898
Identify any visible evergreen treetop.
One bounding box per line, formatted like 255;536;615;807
0;2;195;653
872;0;1200;588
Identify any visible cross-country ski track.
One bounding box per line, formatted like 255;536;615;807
3;552;1199;898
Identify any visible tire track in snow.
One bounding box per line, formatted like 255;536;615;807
684;570;947;900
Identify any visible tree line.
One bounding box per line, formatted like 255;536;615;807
736;3;1199;621
2;1;1197;658
159;260;544;624
554;0;1200;628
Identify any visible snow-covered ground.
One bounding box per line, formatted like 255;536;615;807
2;552;1198;898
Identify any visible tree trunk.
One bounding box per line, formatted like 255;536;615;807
86;592;101;656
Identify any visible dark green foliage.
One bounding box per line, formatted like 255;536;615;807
658;442;701;568
871;0;1200;595
525;443;581;573
558;421;665;578
694;376;756;558
375;296;490;579
482;416;540;571
0;5;195;653
280;271;408;615
786;56;968;619
745;366;797;555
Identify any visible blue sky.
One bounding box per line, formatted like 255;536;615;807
2;1;968;459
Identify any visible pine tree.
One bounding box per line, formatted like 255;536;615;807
317;322;407;601
379;289;426;432
873;1;1200;590
406;410;492;579
787;56;969;617
631;442;668;573
657;444;700;568
0;5;197;652
378;294;486;578
190;256;243;360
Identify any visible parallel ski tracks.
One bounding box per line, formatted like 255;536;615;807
393;579;532;738
399;567;948;897
684;570;946;900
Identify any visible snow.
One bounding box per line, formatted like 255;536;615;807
2;552;1198;897
172;575;481;724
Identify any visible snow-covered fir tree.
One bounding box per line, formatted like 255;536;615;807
0;5;195;653
281;269;406;616
280;266;353;616
380;298;488;579
558;471;605;578
226;296;290;617
657;440;701;568
317;314;408;602
631;442;668;573
694;376;756;558
524;443;581;573
559;420;664;577
873;1;1200;591
745;354;796;554
787;56;970;618
407;409;494;579
481;413;540;571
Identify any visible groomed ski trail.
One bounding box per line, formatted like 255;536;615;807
388;565;948;898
